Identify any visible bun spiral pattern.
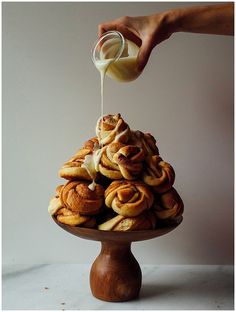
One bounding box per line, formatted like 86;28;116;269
143;155;175;194
56;208;96;227
154;188;184;225
113;145;145;180
129;131;159;156
50;113;184;230
60;181;104;215
105;180;154;217
98;211;156;231
96;113;131;145
98;142;124;179
59;138;99;181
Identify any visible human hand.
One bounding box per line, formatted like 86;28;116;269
98;4;233;72
98;13;174;72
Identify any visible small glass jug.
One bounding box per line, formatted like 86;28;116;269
91;30;141;82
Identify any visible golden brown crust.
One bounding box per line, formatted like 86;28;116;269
96;114;131;145
98;142;123;179
49;113;183;231
105;180;154;217
113;145;145;180
60;181;104;215
128;130;159;156
143;155;175;194
55;185;64;197
98;214;125;230
98;211;156;231
59;148;92;181
83;137;99;150
153;187;184;224
56;207;96;227
59;138;99;181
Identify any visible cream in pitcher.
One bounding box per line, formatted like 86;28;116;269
91;31;141;132
92;30;141;83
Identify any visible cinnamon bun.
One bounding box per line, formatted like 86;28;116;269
96;113;131;145
113;145;145;180
98;142;123;179
143;155;175;194
60;181;104;215
56;207;96;227
154;187;184;225
129;130;159;156
98;211;156;231
105;180;154;217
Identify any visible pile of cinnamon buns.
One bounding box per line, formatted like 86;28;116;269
48;114;183;231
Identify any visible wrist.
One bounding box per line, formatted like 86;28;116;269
150;9;181;39
163;8;183;34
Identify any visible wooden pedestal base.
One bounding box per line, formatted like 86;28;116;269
90;241;142;302
54;217;182;302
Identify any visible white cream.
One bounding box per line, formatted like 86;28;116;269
95;116;103;145
81;146;104;191
88;38;138;191
95;39;140;83
88;180;96;191
114;127;129;142
48;197;62;216
93;147;104;171
95;59;113;121
94;38;133;140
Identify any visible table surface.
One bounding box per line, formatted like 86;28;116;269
2;264;234;310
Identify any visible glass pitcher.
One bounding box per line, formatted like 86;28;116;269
91;30;141;82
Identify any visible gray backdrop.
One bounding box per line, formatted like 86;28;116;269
3;2;234;267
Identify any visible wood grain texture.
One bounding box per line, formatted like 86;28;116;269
52;216;182;301
90;241;142;301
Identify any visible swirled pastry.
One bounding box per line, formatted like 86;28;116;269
98;211;156;231
113;145;145;180
143;155;175;194
98;142;123;179
105;180;154;217
83;137;99;150
129;130;159;156
59;148;92;181
59;138;99;181
60;181;104;215
154;187;184;225
96;113;131;145
56;208;96;227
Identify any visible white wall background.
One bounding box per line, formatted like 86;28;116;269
3;2;234;266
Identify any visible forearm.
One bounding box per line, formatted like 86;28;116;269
165;3;234;36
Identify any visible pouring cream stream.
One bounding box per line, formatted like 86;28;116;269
82;36;134;190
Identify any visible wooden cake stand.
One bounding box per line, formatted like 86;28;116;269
53;217;182;302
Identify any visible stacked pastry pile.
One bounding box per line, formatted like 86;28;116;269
48;114;183;231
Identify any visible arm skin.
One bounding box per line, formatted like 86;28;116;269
98;3;234;71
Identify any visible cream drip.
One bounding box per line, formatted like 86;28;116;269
81;146;104;191
114;127;129;142
48;197;62;216
89;38;128;190
95;116;102;145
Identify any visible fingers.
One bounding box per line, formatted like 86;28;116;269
137;38;154;72
98;16;155;72
98;21;116;37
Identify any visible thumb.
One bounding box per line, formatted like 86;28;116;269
137;39;154;72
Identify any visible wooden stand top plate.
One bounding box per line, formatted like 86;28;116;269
53;216;183;243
